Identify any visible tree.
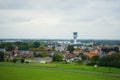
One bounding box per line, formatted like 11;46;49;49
114;47;119;52
0;51;4;61
99;53;120;68
40;52;48;58
33;42;40;48
79;53;87;61
1;42;13;51
87;55;99;66
67;45;74;53
53;53;63;62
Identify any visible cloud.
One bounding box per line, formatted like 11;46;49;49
0;0;120;39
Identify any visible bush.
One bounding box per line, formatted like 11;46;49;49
99;53;120;68
53;53;63;62
87;55;99;66
0;51;4;62
13;56;24;63
76;59;83;65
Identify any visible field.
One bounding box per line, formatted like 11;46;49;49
0;62;120;80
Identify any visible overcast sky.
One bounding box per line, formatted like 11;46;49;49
0;0;120;39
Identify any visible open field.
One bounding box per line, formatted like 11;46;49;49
0;62;120;80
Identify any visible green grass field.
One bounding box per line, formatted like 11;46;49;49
0;62;120;80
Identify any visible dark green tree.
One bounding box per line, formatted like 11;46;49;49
67;45;74;53
79;53;87;61
99;53;120;68
33;42;40;48
87;55;99;66
40;52;48;58
0;51;4;62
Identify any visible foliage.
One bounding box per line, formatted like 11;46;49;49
0;42;13;51
0;42;42;51
29;47;45;51
34;53;41;57
99;53;120;68
67;45;74;53
13;56;24;63
34;51;48;58
39;52;48;58
87;55;99;66
101;47;119;53
76;53;87;64
53;53;63;62
76;59;83;65
79;53;87;61
33;42;40;48
0;51;4;61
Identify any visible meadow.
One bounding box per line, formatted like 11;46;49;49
0;62;120;80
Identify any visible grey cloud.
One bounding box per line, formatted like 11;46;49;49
0;16;31;24
0;0;120;39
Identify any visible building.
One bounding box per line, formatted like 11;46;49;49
86;50;98;59
73;32;78;44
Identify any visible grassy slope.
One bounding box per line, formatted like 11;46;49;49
26;62;120;74
0;62;120;80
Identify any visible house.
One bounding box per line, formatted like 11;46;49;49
107;51;115;56
39;57;53;63
0;48;6;52
4;51;13;61
98;50;106;58
26;57;53;63
73;49;83;55
19;50;34;58
65;51;76;62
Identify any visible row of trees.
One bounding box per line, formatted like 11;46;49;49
101;47;119;53
87;53;120;68
0;51;63;63
0;42;44;51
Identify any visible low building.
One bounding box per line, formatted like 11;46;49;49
0;48;6;52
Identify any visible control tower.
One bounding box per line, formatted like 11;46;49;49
73;32;78;44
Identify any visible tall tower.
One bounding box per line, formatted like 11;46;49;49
73;32;78;44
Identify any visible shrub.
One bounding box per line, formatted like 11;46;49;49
0;51;4;62
99;53;120;68
76;59;83;65
13;56;24;63
53;53;63;62
87;55;99;66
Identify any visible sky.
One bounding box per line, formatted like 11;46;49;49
0;0;120;40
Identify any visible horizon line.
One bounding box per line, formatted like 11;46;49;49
0;38;120;41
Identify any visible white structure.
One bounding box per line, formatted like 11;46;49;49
73;32;78;44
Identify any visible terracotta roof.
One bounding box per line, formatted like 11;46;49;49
86;50;98;59
107;51;114;56
73;50;83;55
65;53;76;59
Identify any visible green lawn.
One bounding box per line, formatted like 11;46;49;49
29;62;120;74
0;62;120;80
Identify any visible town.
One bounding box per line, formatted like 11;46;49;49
0;0;120;80
0;32;120;68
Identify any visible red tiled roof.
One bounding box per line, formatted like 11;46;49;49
87;50;98;59
73;50;83;55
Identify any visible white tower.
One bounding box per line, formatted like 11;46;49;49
73;32;78;44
